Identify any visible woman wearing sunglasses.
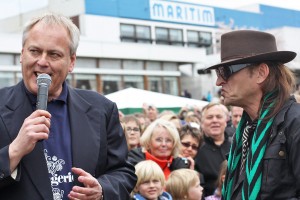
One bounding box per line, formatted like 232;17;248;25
179;124;203;170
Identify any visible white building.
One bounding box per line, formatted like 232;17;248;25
1;0;300;99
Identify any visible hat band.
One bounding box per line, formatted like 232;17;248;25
222;53;260;62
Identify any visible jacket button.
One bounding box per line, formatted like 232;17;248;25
279;151;285;157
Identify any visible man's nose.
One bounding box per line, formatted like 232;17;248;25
37;53;50;67
216;75;225;86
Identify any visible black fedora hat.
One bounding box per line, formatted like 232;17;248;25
200;30;296;72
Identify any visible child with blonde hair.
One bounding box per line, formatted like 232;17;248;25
132;160;172;200
166;168;203;200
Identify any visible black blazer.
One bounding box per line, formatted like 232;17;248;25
0;81;137;200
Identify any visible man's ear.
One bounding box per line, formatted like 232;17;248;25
68;54;76;73
256;63;269;84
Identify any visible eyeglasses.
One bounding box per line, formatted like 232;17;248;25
216;63;255;81
126;127;140;132
181;142;199;151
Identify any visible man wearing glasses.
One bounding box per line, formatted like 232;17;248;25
199;30;300;200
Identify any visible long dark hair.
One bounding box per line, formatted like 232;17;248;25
260;62;295;119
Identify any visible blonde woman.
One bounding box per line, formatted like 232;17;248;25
131;160;172;200
166;168;203;200
128;119;189;180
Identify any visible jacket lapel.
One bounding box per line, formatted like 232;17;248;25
68;87;100;185
1;81;52;198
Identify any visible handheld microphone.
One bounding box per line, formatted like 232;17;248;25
36;74;52;110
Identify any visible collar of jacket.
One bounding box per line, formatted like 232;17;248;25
268;96;295;143
203;133;229;146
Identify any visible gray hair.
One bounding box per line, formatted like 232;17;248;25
22;12;80;55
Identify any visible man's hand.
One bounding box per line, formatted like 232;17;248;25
68;167;103;200
9;110;51;172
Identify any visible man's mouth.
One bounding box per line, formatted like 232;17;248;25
35;72;52;77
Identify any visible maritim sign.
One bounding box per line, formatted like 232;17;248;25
150;0;215;26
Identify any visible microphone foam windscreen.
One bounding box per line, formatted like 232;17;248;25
37;74;52;86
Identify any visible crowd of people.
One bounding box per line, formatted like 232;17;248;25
120;102;239;199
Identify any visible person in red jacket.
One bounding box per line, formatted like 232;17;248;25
128;118;189;180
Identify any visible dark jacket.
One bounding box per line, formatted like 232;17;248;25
195;134;231;196
231;97;300;199
260;97;300;199
128;147;189;171
0;81;137;200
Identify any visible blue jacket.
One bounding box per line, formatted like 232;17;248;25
132;191;172;200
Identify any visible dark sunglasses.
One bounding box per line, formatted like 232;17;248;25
215;63;255;81
181;142;199;151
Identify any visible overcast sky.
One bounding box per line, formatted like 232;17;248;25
193;0;300;11
1;0;300;20
0;0;47;20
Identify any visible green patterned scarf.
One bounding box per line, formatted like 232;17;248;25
222;93;276;200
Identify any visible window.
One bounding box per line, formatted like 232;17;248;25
74;74;97;91
15;54;21;65
146;61;161;71
124;75;144;89
120;24;135;42
164;77;178;96
123;60;143;70
163;62;177;71
123;60;144;90
155;28;169;45
120;24;151;43
155;27;184;46
187;30;212;47
0;53;14;65
136;26;151;43
170;29;184;46
148;76;162;93
76;58;97;68
100;59;121;69
0;72;15;87
101;75;122;95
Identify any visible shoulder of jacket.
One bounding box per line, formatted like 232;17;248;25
128;148;145;164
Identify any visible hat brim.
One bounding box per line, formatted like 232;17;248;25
200;51;296;73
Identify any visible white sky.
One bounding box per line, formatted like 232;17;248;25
195;0;300;11
1;0;300;20
0;0;48;20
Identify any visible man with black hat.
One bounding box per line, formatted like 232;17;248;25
199;30;300;199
